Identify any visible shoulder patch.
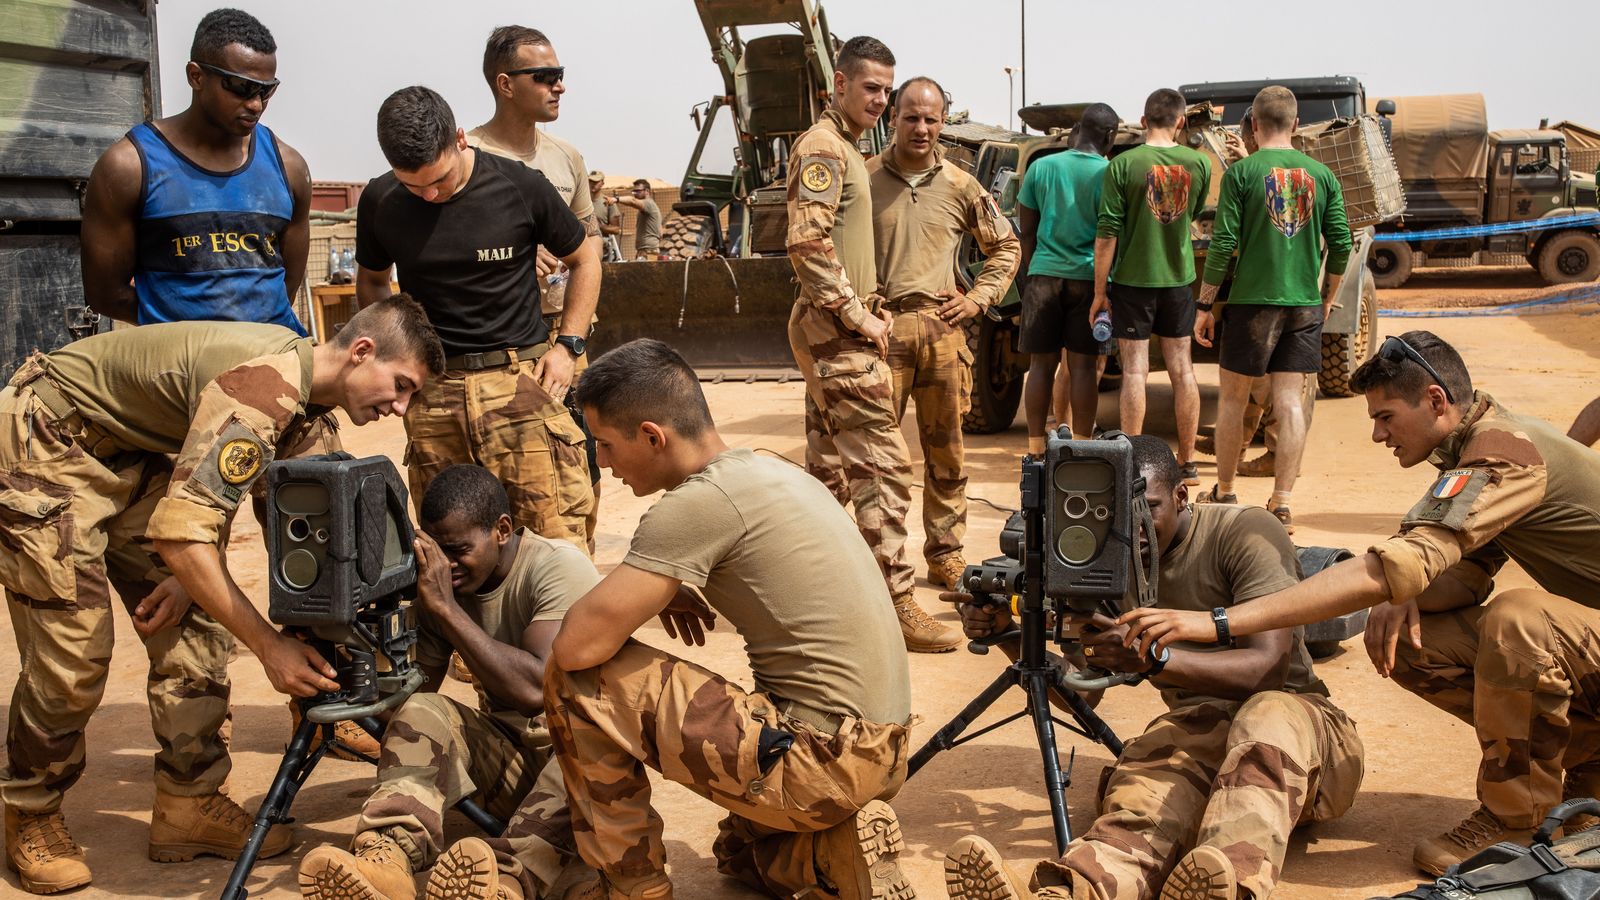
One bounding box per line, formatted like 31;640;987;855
194;418;273;506
1431;469;1475;499
219;438;264;485
1403;468;1491;531
800;159;837;197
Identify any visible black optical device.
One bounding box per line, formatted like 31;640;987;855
910;431;1158;855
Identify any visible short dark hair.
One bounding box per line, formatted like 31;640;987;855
482;25;551;87
1143;88;1186;129
377;86;456;172
1252;85;1297;134
631;179;652;192
1129;434;1181;492
1351;330;1473;409
837;36;895;78
1081;102;1120;135
893;76;947;115
334;293;445;376
420;465;510;532
574;339;713;438
191;8;276;63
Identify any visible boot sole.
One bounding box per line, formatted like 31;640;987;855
424;837;499;900
836;800;915;900
298;846;397;900
150;831;293;863
944;836;1023;900
6;855;91;895
1160;846;1235;900
906;641;960;654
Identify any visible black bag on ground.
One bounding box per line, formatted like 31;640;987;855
1375;799;1600;899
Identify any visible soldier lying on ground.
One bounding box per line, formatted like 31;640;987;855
0;297;442;894
943;435;1362;900
545;338;917;900
1122;330;1600;875
299;464;599;900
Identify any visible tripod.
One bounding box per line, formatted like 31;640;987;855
906;456;1125;855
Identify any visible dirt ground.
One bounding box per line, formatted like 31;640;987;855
4;269;1599;899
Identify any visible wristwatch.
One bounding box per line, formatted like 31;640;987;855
554;334;587;357
1195;299;1215;312
1210;607;1233;646
1146;644;1172;677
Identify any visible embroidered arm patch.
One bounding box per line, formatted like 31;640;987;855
796;156;843;205
1401;468;1490;532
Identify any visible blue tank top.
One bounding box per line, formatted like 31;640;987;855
128;122;304;334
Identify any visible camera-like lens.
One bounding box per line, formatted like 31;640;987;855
286;517;312;542
1063;495;1090;519
1058;525;1098;564
281;548;319;589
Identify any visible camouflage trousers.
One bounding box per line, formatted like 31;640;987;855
886;306;974;564
356;693;573;895
1034;692;1364;900
787;303;916;598
0;380;231;812
403;352;593;553
545;639;912;895
1390;588;1600;828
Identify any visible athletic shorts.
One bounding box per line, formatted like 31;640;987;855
1018;275;1112;356
1108;283;1196;340
1218;304;1324;376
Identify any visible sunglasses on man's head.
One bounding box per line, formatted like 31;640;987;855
1377;335;1456;405
504;66;565;86
195;61;279;102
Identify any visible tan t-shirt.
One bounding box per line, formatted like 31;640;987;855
416;528;598;733
1155;503;1327;707
622;449;911;725
467;126;597;315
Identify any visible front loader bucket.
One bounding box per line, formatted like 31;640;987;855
589;257;800;367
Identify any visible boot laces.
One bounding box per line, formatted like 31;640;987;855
199;793;252;831
354;835;405;869
1447;808;1506;847
893;595;940;630
19;812;78;862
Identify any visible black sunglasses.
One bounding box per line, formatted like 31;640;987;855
504;66;565;86
1377;335;1456;405
195;61;279;102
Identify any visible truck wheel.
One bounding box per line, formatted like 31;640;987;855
1535;230;1600;285
1318;267;1378;398
962;315;1024;434
1368;241;1412;289
658;215;715;260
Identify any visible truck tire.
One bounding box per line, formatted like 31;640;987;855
658;215;715;260
1368;240;1412;289
1534;230;1600;285
1318;267;1378;398
962;314;1024;434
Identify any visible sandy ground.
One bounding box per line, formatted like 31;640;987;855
4;271;1599;899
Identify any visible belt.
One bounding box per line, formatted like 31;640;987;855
776;698;845;737
881;296;946;313
23;372;123;460
443;343;549;372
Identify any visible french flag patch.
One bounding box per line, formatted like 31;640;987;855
1432;469;1474;499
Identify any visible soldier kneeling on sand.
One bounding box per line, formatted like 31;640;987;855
300;464;599;900
543;338;917;900
944;436;1363;900
0;297;442;894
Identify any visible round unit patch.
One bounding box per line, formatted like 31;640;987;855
801;161;833;193
218;439;264;485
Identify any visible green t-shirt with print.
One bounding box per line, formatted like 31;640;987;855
1096;143;1211;288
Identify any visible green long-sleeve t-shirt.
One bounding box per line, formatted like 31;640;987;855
1202;148;1352;305
1096;144;1211;288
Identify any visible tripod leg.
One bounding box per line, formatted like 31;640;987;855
1025;673;1073;854
1048;668;1124;757
908;667;1019;777
219;714;325;900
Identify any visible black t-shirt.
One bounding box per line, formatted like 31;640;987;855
356;149;585;356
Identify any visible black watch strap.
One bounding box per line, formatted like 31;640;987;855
555;334;586;356
1195;300;1215;312
1146;644;1171;677
1211;607;1232;645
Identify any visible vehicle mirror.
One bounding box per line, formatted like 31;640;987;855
1374;99;1396;117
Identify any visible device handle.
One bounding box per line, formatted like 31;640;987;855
306;667;426;723
1056;667;1139;691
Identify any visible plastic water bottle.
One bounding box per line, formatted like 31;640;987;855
1092;310;1113;343
545;269;568;288
339;247;355;276
327;246;341;278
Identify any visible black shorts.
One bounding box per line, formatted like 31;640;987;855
1108;283;1196;340
1218;304;1324;376
1018;275;1111;355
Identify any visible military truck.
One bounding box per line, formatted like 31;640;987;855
0;0;155;382
1367;93;1600;287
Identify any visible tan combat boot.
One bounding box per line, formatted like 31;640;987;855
289;701;383;762
1160;846;1236;900
817;800;915;900
423;837;521;900
1413;806;1535;876
945;834;1036;900
149;789;293;862
1236;450;1276;478
893;593;961;653
300;832;416;900
5;807;91;894
929;554;969;592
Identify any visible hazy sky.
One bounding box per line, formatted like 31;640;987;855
155;0;1597;185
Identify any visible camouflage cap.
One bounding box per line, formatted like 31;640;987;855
587;170;605;183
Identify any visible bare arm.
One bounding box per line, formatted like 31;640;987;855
552;564;682;671
79;139;144;323
1018;204;1040;275
277;140;314;302
1089;235;1118;323
614;195;645;210
534;236;602;396
1571;397;1600;447
355;264;393;307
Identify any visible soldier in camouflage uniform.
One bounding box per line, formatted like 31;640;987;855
355;86;598;553
1121;331;1600;876
868;77;1020;595
548;339;917;900
786;37;953;653
299;465;593;900
945;436;1363;900
0;298;442;894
